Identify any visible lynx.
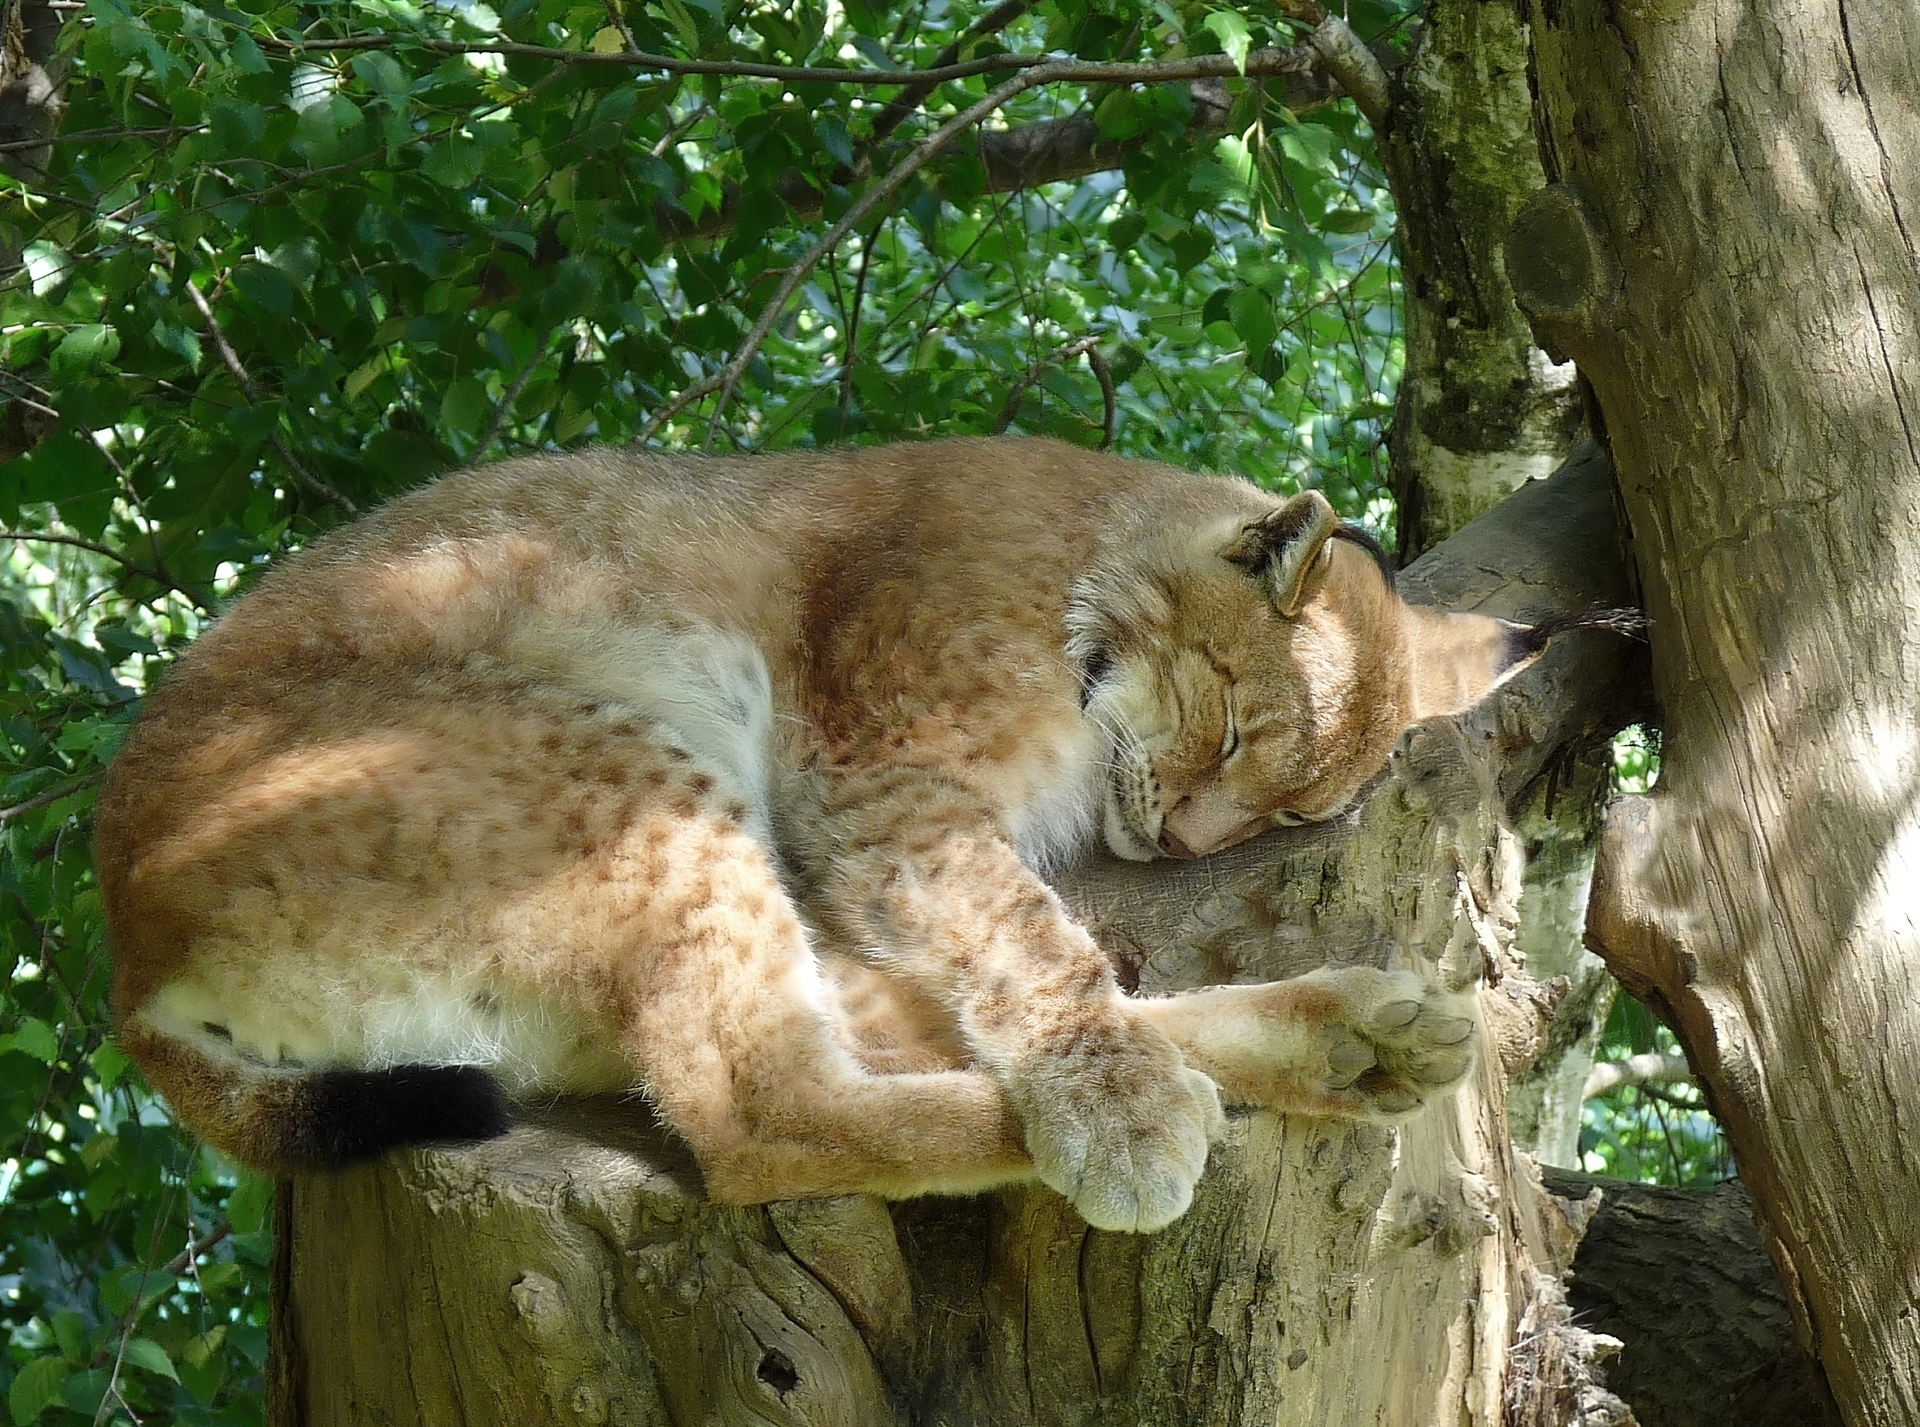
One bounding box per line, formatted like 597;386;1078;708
97;437;1557;1233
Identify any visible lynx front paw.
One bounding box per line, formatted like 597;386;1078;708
1144;966;1479;1122
1308;967;1478;1122
1009;1024;1225;1234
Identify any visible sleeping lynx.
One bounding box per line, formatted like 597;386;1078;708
97;437;1553;1233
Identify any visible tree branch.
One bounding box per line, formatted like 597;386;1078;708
0;771;104;826
1583;1052;1692;1100
867;0;1034;145
1272;0;1391;128
3;528;182;594
993;335;1116;447
641;65;1059;442
648;54;1352;249
268;34;1320;90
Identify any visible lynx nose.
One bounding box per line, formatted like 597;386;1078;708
1158;825;1199;859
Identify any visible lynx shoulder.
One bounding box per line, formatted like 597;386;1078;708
96;436;1557;1232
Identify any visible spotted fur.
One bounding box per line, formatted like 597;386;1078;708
97;437;1541;1232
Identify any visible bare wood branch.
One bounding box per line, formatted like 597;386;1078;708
475;330;553;461
0;771;104;826
992;335;1112;442
157;1221;233;1278
2;528;183;594
181;278;360;518
1271;0;1391;128
0;123;203;155
1582;1052;1692;1100
268;34;1321;90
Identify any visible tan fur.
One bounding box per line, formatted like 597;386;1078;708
96;437;1531;1232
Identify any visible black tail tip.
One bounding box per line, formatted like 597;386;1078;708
291;1065;514;1171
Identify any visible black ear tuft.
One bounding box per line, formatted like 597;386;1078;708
1077;641;1114;711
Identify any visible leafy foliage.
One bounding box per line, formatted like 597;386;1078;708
1580;993;1732;1188
0;0;1414;1418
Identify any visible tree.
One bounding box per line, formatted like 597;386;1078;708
1;0;1911;1422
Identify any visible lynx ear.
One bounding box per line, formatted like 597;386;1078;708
1223;491;1343;618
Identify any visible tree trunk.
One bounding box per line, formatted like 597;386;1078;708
1515;1;1920;1421
270;457;1649;1426
1379;1;1627;1173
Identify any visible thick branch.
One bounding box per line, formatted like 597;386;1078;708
272;34;1322;90
1582;1053;1691;1099
648;55;1359;248
1541;1169;1844;1427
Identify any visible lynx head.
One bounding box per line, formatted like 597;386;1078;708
1068;490;1559;862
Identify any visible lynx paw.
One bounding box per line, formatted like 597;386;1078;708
1009;1025;1225;1234
1311;967;1478;1122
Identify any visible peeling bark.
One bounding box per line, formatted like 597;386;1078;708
272;455;1649;1426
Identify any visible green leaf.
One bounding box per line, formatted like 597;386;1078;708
227;1171;274;1234
1228;287;1278;358
92;1038;134;1089
121;1336;181;1383
350;52;410;101
423;131;484;188
1;1017;62;1064
8;1356;71;1425
440;376;489;439
49;324;122;382
1203;10;1251;72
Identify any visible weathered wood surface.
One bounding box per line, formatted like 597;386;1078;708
1541;1168;1844;1427
271;453;1650;1426
1518;2;1920;1421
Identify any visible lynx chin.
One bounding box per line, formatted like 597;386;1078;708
97;436;1562;1233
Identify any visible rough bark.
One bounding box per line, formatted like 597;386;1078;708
0;0;68;465
1378;2;1621;1173
271;455;1649;1426
1540;1168;1844;1427
1517;1;1920;1421
1379;0;1586;564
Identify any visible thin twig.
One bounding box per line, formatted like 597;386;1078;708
0;124;206;156
595;0;639;53
0;772;105;826
868;0;1034;145
836;218;885;434
3;529;182;594
993;335;1112;440
642;68;1047;441
158;1221;234;1277
475;333;552;461
182;279;360;517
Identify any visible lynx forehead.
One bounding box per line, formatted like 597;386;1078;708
96;436;1540;1232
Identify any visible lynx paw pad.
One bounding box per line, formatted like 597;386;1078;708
1318;968;1478;1122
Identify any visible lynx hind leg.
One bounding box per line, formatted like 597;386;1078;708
1138;967;1478;1123
599;820;1034;1205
